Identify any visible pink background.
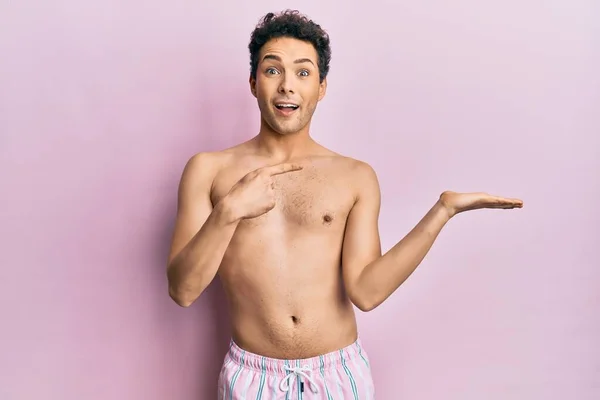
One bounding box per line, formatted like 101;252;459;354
1;1;598;399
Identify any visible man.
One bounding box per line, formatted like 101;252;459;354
166;10;523;400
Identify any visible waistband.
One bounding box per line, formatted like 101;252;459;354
226;337;370;376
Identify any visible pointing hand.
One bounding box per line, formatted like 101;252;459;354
225;163;304;221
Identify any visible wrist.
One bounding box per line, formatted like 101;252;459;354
214;195;241;225
433;198;454;222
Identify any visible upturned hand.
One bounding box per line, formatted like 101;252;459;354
439;190;523;218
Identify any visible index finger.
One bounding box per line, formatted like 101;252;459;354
262;163;304;176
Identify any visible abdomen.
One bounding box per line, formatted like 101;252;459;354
218;228;358;358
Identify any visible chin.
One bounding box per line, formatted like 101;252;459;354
266;118;306;136
276;126;306;136
274;126;302;135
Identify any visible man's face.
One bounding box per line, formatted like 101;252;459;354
250;37;327;135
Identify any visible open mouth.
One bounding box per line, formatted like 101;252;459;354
275;103;299;111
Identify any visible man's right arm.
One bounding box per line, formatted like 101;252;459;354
166;152;239;307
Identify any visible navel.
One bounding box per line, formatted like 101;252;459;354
291;316;299;324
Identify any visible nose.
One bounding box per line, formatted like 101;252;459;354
278;73;295;94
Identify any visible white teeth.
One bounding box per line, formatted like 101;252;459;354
276;104;298;108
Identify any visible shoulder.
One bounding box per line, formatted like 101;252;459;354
183;138;254;170
334;156;380;203
331;154;379;185
313;143;378;182
181;151;222;178
348;158;378;179
178;150;236;192
317;147;376;175
317;149;380;203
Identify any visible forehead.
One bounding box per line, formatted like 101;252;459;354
259;37;318;63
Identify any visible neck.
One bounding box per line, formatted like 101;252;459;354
253;118;316;160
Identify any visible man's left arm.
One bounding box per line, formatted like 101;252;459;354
342;162;451;312
342;162;523;312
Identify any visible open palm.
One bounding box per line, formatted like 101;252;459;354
440;190;524;217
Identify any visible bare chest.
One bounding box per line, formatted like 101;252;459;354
211;165;355;229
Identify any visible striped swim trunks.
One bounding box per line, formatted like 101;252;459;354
218;337;375;399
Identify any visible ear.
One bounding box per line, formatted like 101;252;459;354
318;78;327;101
249;75;257;98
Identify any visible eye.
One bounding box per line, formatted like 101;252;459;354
298;70;309;77
266;67;280;75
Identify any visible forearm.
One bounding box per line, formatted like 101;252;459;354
167;198;240;307
355;200;451;311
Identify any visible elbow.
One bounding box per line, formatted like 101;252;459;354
353;298;378;312
349;289;380;312
168;286;197;307
167;262;199;307
167;271;200;307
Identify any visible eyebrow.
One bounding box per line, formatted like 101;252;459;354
262;54;315;66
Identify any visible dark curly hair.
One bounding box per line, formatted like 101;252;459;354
248;10;331;83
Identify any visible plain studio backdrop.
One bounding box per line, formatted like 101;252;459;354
1;1;598;399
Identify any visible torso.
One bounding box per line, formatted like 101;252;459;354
209;142;361;359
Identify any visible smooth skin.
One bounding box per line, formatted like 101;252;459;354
166;37;523;359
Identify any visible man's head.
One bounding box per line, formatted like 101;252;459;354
248;10;331;135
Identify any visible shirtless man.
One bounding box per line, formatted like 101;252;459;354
166;10;523;400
